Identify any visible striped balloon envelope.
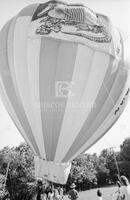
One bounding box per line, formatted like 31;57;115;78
0;0;129;184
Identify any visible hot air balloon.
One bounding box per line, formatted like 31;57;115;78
0;0;129;184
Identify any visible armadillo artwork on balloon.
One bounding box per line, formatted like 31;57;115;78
0;0;129;184
31;1;112;43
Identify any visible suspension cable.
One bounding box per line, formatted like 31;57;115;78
110;147;121;181
4;162;10;188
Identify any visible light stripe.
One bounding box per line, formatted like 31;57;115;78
39;38;60;161
55;44;94;162
63;36;124;161
7;17;21;101
58;49;109;162
39;38;78;161
66;60;129;161
62;51;111;162
51;41;78;160
62;56;116;161
13;17;43;156
70;57;116;142
0;17;39;155
73;116;120;161
83;67;130;151
27;37;46;159
0;77;37;155
0;52;39;155
63;56;116;161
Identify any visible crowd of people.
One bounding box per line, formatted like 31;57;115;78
36;181;64;200
36;175;130;200
36;182;79;200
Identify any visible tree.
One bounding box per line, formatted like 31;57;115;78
95;154;110;186
120;137;130;162
0;143;36;200
67;154;97;191
0;174;9;200
99;149;120;184
120;137;130;179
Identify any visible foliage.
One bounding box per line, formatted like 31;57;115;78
68;154;97;190
120;137;130;179
0;174;9;200
98;149;120;184
0;137;130;199
95;153;110;186
120;137;130;162
0;143;36;200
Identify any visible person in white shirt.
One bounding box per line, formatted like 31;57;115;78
120;176;130;200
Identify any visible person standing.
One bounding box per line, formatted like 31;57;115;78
53;189;62;200
114;181;124;200
57;186;64;199
97;189;103;200
36;180;44;200
68;183;79;200
47;184;54;200
120;176;130;200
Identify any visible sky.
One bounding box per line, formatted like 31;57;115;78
0;0;130;154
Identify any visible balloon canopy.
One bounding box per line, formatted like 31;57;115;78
0;0;129;184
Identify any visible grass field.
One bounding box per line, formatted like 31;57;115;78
65;186;117;200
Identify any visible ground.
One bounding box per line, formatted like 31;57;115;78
64;186;117;200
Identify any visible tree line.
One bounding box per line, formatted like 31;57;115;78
0;137;130;200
